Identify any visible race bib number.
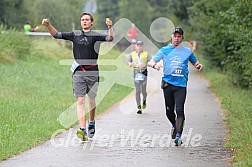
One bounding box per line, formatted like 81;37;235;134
134;73;145;81
70;61;79;73
172;68;184;77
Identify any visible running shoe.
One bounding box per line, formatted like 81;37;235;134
137;106;142;114
142;100;147;109
76;128;88;141
88;121;95;138
137;109;142;114
174;137;182;146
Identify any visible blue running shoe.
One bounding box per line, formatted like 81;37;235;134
88;120;95;138
76;128;88;141
174;137;182;146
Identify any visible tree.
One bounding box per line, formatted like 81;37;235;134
188;0;233;68
118;0;152;39
222;1;252;88
0;0;26;29
95;0;119;29
147;0;194;41
168;0;192;25
189;0;251;89
0;0;86;31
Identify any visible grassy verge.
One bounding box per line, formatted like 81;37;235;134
0;38;133;161
196;52;252;167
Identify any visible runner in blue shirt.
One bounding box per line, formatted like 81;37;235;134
148;27;203;146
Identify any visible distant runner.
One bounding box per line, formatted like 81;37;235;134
128;41;152;114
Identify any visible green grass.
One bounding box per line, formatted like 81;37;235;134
0;25;32;63
0;38;133;160
201;66;252;167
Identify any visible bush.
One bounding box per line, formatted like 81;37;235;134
223;2;252;89
189;1;252;90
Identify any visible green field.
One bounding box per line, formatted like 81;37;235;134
0;38;133;160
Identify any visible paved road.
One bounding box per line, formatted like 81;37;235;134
0;67;232;167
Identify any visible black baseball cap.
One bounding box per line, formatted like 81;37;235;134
172;27;184;35
136;41;144;45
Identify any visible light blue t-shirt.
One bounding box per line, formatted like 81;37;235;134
153;44;197;87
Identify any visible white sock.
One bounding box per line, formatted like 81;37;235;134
89;120;95;125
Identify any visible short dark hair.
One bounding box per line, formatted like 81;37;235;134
80;12;94;21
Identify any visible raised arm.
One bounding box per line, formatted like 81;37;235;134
105;18;114;41
41;19;58;37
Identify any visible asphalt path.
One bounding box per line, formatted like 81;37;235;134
0;67;232;167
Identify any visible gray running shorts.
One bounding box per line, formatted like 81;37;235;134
72;71;99;99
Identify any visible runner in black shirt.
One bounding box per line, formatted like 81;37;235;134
42;12;114;141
